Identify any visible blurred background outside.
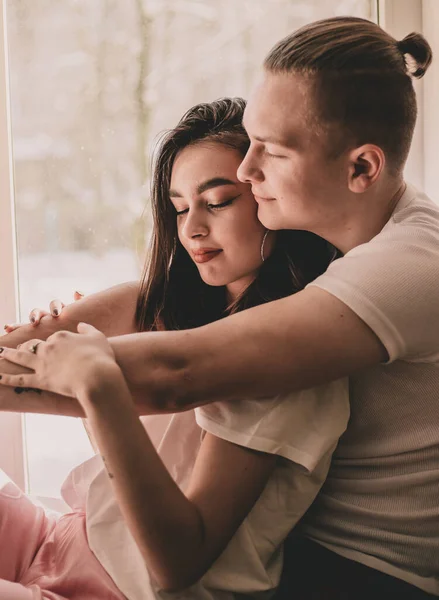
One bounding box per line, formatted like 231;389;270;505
6;0;374;497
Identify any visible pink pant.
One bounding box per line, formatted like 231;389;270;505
0;480;126;600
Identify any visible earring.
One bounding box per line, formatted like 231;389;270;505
260;230;269;262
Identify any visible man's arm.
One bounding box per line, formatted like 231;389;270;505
109;286;387;413
0;281;139;416
1;284;386;417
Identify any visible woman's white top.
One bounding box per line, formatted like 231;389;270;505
61;381;348;600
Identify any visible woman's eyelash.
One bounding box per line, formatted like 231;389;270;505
175;196;238;216
207;197;237;210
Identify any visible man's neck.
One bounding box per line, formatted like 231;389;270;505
326;180;406;255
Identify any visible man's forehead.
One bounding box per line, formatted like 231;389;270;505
244;72;308;144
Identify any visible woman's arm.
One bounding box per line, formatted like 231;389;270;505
1;281;139;344
83;368;276;592
0;281;139;415
0;359;86;416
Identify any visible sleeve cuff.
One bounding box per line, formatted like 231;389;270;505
196;411;319;472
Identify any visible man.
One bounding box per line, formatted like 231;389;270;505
1;17;438;598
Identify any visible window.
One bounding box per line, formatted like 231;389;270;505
8;0;436;501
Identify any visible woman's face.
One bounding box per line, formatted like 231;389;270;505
170;142;274;300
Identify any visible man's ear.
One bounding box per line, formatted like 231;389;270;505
347;144;385;193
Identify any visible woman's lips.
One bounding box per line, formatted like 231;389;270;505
192;249;223;264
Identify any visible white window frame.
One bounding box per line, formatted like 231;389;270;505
378;0;439;198
0;0;437;494
420;0;439;201
0;0;26;492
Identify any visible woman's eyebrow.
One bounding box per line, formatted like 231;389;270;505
197;177;236;194
169;177;236;198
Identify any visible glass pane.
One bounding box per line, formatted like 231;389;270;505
6;0;374;497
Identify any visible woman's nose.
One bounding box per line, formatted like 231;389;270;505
181;211;209;239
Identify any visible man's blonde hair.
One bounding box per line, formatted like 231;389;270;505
265;17;433;173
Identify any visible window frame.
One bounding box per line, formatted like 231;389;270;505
0;0;26;491
0;0;435;495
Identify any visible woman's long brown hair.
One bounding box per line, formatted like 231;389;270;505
135;97;338;332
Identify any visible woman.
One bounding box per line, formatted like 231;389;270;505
0;98;348;600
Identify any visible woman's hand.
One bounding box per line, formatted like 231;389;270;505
0;322;119;402
3;291;84;333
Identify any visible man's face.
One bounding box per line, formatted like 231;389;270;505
238;71;349;236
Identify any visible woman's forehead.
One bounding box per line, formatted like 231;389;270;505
171;143;242;185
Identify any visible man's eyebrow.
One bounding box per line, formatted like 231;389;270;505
254;134;287;146
242;112;288;146
169;177;237;198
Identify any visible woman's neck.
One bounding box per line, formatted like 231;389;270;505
226;274;257;304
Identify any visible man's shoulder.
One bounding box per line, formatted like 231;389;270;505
308;185;439;362
351;184;439;259
390;183;439;234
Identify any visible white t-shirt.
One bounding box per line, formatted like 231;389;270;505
301;183;439;595
62;381;348;600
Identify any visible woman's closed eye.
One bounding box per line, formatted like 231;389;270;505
175;207;189;216
175;196;239;216
207;196;240;211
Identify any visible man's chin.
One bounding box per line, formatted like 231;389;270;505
257;204;285;230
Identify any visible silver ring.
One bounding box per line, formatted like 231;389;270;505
29;342;41;354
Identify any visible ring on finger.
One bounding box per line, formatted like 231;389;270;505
29;342;41;354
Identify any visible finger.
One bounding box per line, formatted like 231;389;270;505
17;338;44;351
49;299;65;317
29;308;50;325
0;347;37;369
0;373;37;389
3;323;24;334
77;322;97;335
74;291;85;301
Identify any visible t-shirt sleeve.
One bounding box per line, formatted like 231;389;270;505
195;379;349;473
308;205;439;363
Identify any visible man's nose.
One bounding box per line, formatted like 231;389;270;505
237;147;264;184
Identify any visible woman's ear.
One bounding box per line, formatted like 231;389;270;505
347;144;385;193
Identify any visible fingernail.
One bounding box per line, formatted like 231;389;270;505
53;309;59;316
75;290;84;297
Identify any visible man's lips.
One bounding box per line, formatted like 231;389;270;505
254;195;276;203
192;249;223;264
